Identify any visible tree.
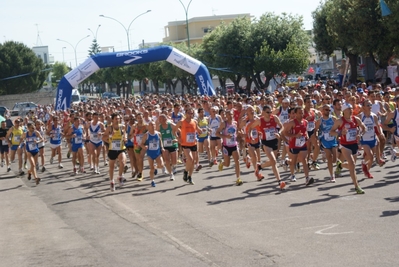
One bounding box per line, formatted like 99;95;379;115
0;41;48;95
51;61;70;84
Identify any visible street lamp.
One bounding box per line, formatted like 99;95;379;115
56;35;90;67
179;0;193;48
62;47;66;63
99;10;151;50
88;24;101;41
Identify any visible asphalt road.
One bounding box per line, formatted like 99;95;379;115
1;144;398;267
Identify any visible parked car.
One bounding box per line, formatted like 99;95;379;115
225;83;235;94
102;92;121;99
11;102;38;116
0;106;9;117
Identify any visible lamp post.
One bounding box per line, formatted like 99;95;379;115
88;24;101;41
62;47;66;63
56;35;90;67
99;10;151;50
179;0;193;48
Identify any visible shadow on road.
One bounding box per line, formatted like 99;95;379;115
0;185;22;192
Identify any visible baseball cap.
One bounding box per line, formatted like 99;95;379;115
357;88;364;93
342;103;353;111
282;98;290;103
333;89;338;94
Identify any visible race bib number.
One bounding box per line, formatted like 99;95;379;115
112;140;121;150
14;135;21;142
186;133;195;143
2;139;8;145
211;128;217;137
75;136;82;144
295;136;306;147
136;134;143;144
264;128;276;141
346;129;357;142
251;129;258;139
91;133;100;142
28;142;37;151
149;141;159;150
366;125;373;132
226;136;236;146
163;138;173;147
323;132;334;141
307;121;315;131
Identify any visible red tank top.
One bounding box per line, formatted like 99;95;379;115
338;116;358;145
289;119;308;149
260;116;277;141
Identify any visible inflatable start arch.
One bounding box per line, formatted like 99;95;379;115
55;45;215;110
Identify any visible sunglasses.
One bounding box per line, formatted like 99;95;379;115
265;111;272;114
324;109;331;112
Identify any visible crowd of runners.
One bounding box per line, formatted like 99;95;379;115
1;80;398;194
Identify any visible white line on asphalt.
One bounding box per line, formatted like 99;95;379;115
301;224;354;235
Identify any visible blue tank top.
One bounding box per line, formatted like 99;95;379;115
319;116;337;147
145;132;161;158
50;125;62;145
26;131;39;154
126;124;133;147
72;125;84;146
171;112;183;123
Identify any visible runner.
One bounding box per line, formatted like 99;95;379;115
208;106;223;167
103;113;127;191
35;120;46;172
175;107;202;185
250;105;286;189
215;109;243;186
283;106;313;185
21;122;43;185
88;112;105;174
6;118;24;175
158;114;178;180
314;104;338;182
141;120;165;187
125;115;139;178
47;116;64;169
196;108;210;167
132;112;147;181
66;117;86;175
329;103;366;194
0;120;10;172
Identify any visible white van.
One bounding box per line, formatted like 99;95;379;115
71;89;81;105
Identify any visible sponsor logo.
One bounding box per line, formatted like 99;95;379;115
174;57;190;69
116;50;148;64
76;68;92;83
56;88;67;110
198;75;214;96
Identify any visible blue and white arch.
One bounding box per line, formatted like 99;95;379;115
55;45;215;110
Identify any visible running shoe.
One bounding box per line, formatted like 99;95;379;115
290;175;296;182
124;165;128;174
361;161;368;176
58;164;64;169
0;160;3;167
119;176;125;186
7;167;11;172
67;151;70;159
246;156;251;169
104;160;108;166
312;161;320;170
188;176;194;185
213;159;217;166
131;172;137;178
209;160;214;167
27;173;31;180
355;187;365;194
378;159;386;167
41;166;46;172
151;180;156;187
72;168;77;176
218;161;224;171
305;177;314;186
137;173;143;181
236;178;243;186
183;170;188;182
177;159;182;164
36;163;39;171
195;164;202;172
110;181;116;192
330;176;336;183
173;167;177;174
154;169;158;175
256;164;264;181
35;178;41;185
162;166;166;174
390;147;397;162
335;160;342;176
283;159;288;172
296;163;301;173
170;174;175;181
279;181;286;190
367;172;374;179
19;170;25;176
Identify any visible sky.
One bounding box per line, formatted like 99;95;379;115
1;0;321;67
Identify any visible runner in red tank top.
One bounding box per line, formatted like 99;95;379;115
283;106;313;185
249;104;285;190
329;103;366;194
